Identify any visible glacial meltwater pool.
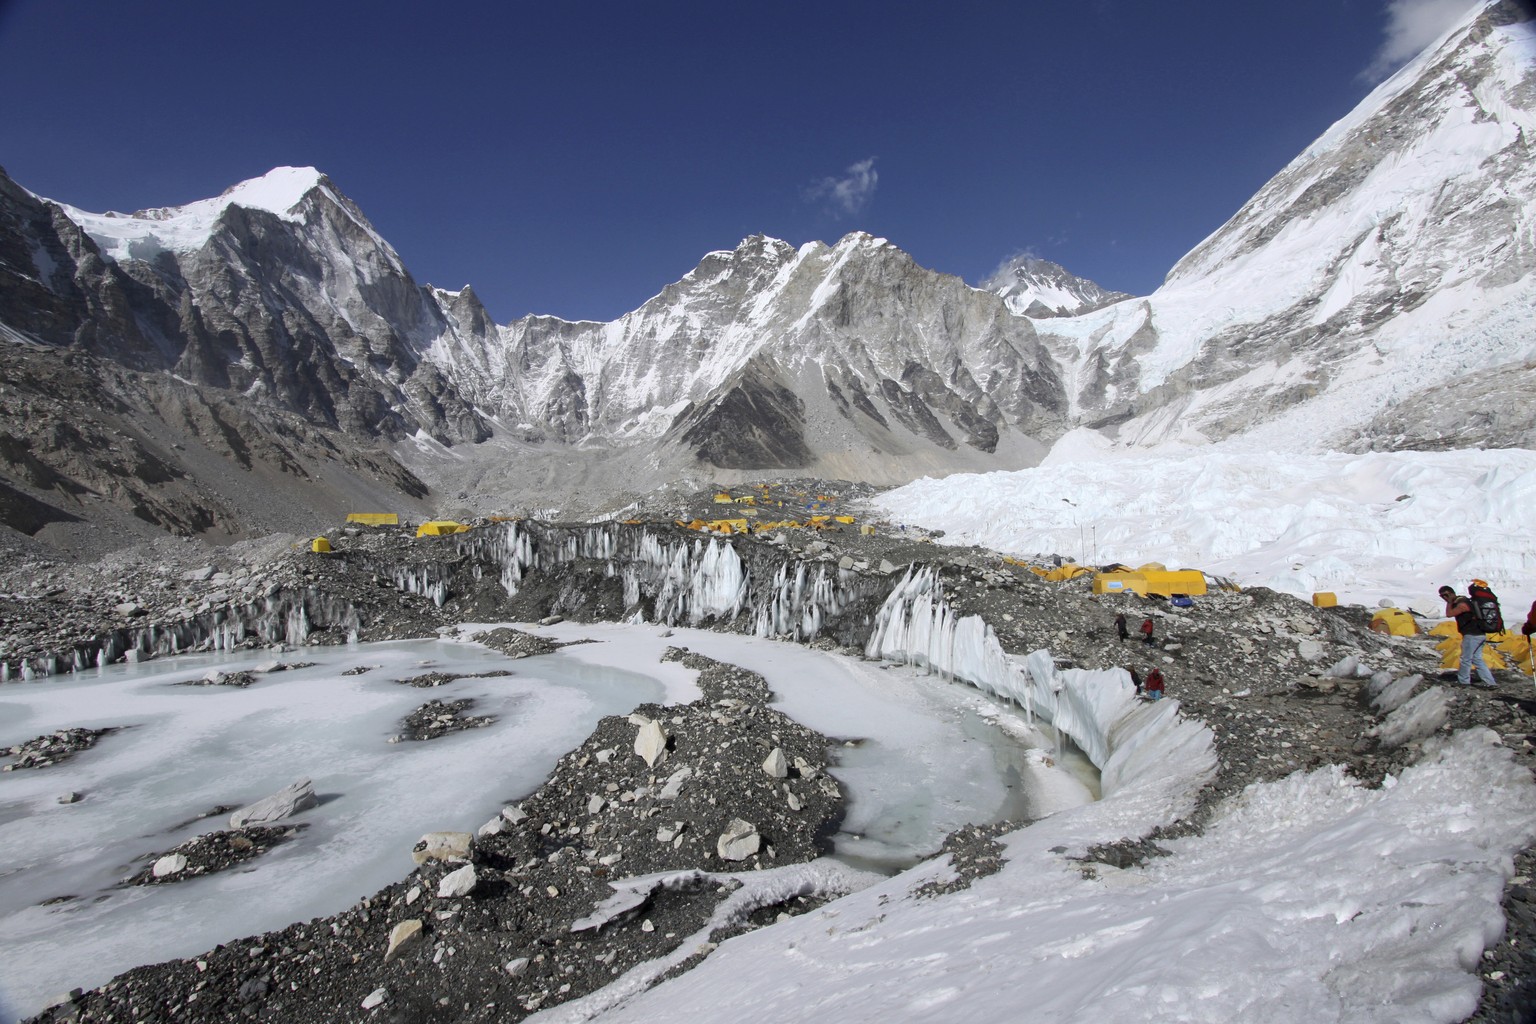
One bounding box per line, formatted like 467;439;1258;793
0;622;1094;1022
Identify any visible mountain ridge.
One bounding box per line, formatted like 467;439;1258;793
0;1;1532;557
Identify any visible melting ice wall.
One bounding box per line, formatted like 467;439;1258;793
2;521;889;680
866;568;1216;801
0;588;364;682
458;522;883;640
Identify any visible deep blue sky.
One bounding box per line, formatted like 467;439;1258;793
0;1;1481;323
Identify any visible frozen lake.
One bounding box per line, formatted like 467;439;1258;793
0;622;1090;1021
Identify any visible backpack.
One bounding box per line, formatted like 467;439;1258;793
1468;580;1504;633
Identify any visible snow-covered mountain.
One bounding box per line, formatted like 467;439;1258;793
0;0;1531;548
980;254;1132;318
1032;0;1536;451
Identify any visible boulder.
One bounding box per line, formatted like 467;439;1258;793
229;779;316;829
411;831;473;866
634;719;668;767
437;863;477;898
152;853;188;878
384;920;422;961
658;766;692;800
762;747;788;778
717;819;761;861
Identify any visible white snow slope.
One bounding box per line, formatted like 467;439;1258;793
874;439;1536;619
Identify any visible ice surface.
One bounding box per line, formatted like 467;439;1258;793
536;730;1536;1024
0;624;1074;1022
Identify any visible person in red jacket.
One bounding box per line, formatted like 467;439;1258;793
1523;600;1536;675
1144;667;1165;700
1140;617;1155;646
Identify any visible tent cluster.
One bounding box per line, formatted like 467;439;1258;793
1363;603;1533;676
1003;558;1213;598
677;515;858;536
1092;567;1208;597
1427;619;1534;676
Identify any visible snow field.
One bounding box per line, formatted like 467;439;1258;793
874;445;1536;618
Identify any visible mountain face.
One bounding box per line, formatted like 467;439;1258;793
1031;0;1536;450
980;255;1132;318
0;1;1532;554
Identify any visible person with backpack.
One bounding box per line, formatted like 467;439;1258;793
1144;667;1166;700
1140;617;1156;646
1439;583;1498;689
1115;612;1129;642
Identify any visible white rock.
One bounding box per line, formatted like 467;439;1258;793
152;853;188;878
411;832;473;866
229;779;316;829
361;987;388;1010
634;719;668;767
438;863;478;898
477;817;505;837
1297;639;1325;662
786;790;802;812
405;886;422;905
385;919;422;961
717;819;761;862
762;748;788;778
587;794;606;814
658;766;692;800
505;957;530;976
501;805;528;824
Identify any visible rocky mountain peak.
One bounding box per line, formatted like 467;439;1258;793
981;254;1132;318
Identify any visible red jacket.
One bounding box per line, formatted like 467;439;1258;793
1140;618;1154;637
1145;669;1165;692
1524;599;1536;637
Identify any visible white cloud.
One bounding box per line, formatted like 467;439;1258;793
806;157;878;217
1365;0;1482;81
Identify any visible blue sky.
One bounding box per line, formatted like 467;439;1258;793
0;0;1485;323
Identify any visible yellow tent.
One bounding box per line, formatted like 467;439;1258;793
1044;564;1094;582
1491;633;1534;676
310;537;333;553
416;520;469;537
1431;622;1510;671
346;513;399;527
1093;569;1208;597
1368;608;1418;636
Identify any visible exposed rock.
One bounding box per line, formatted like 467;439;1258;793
411;832;472;866
437;864;477;899
634;718;668;767
151;854;188;878
228;778;316;828
762;747;788;778
384;920;423;961
716;819;761;862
